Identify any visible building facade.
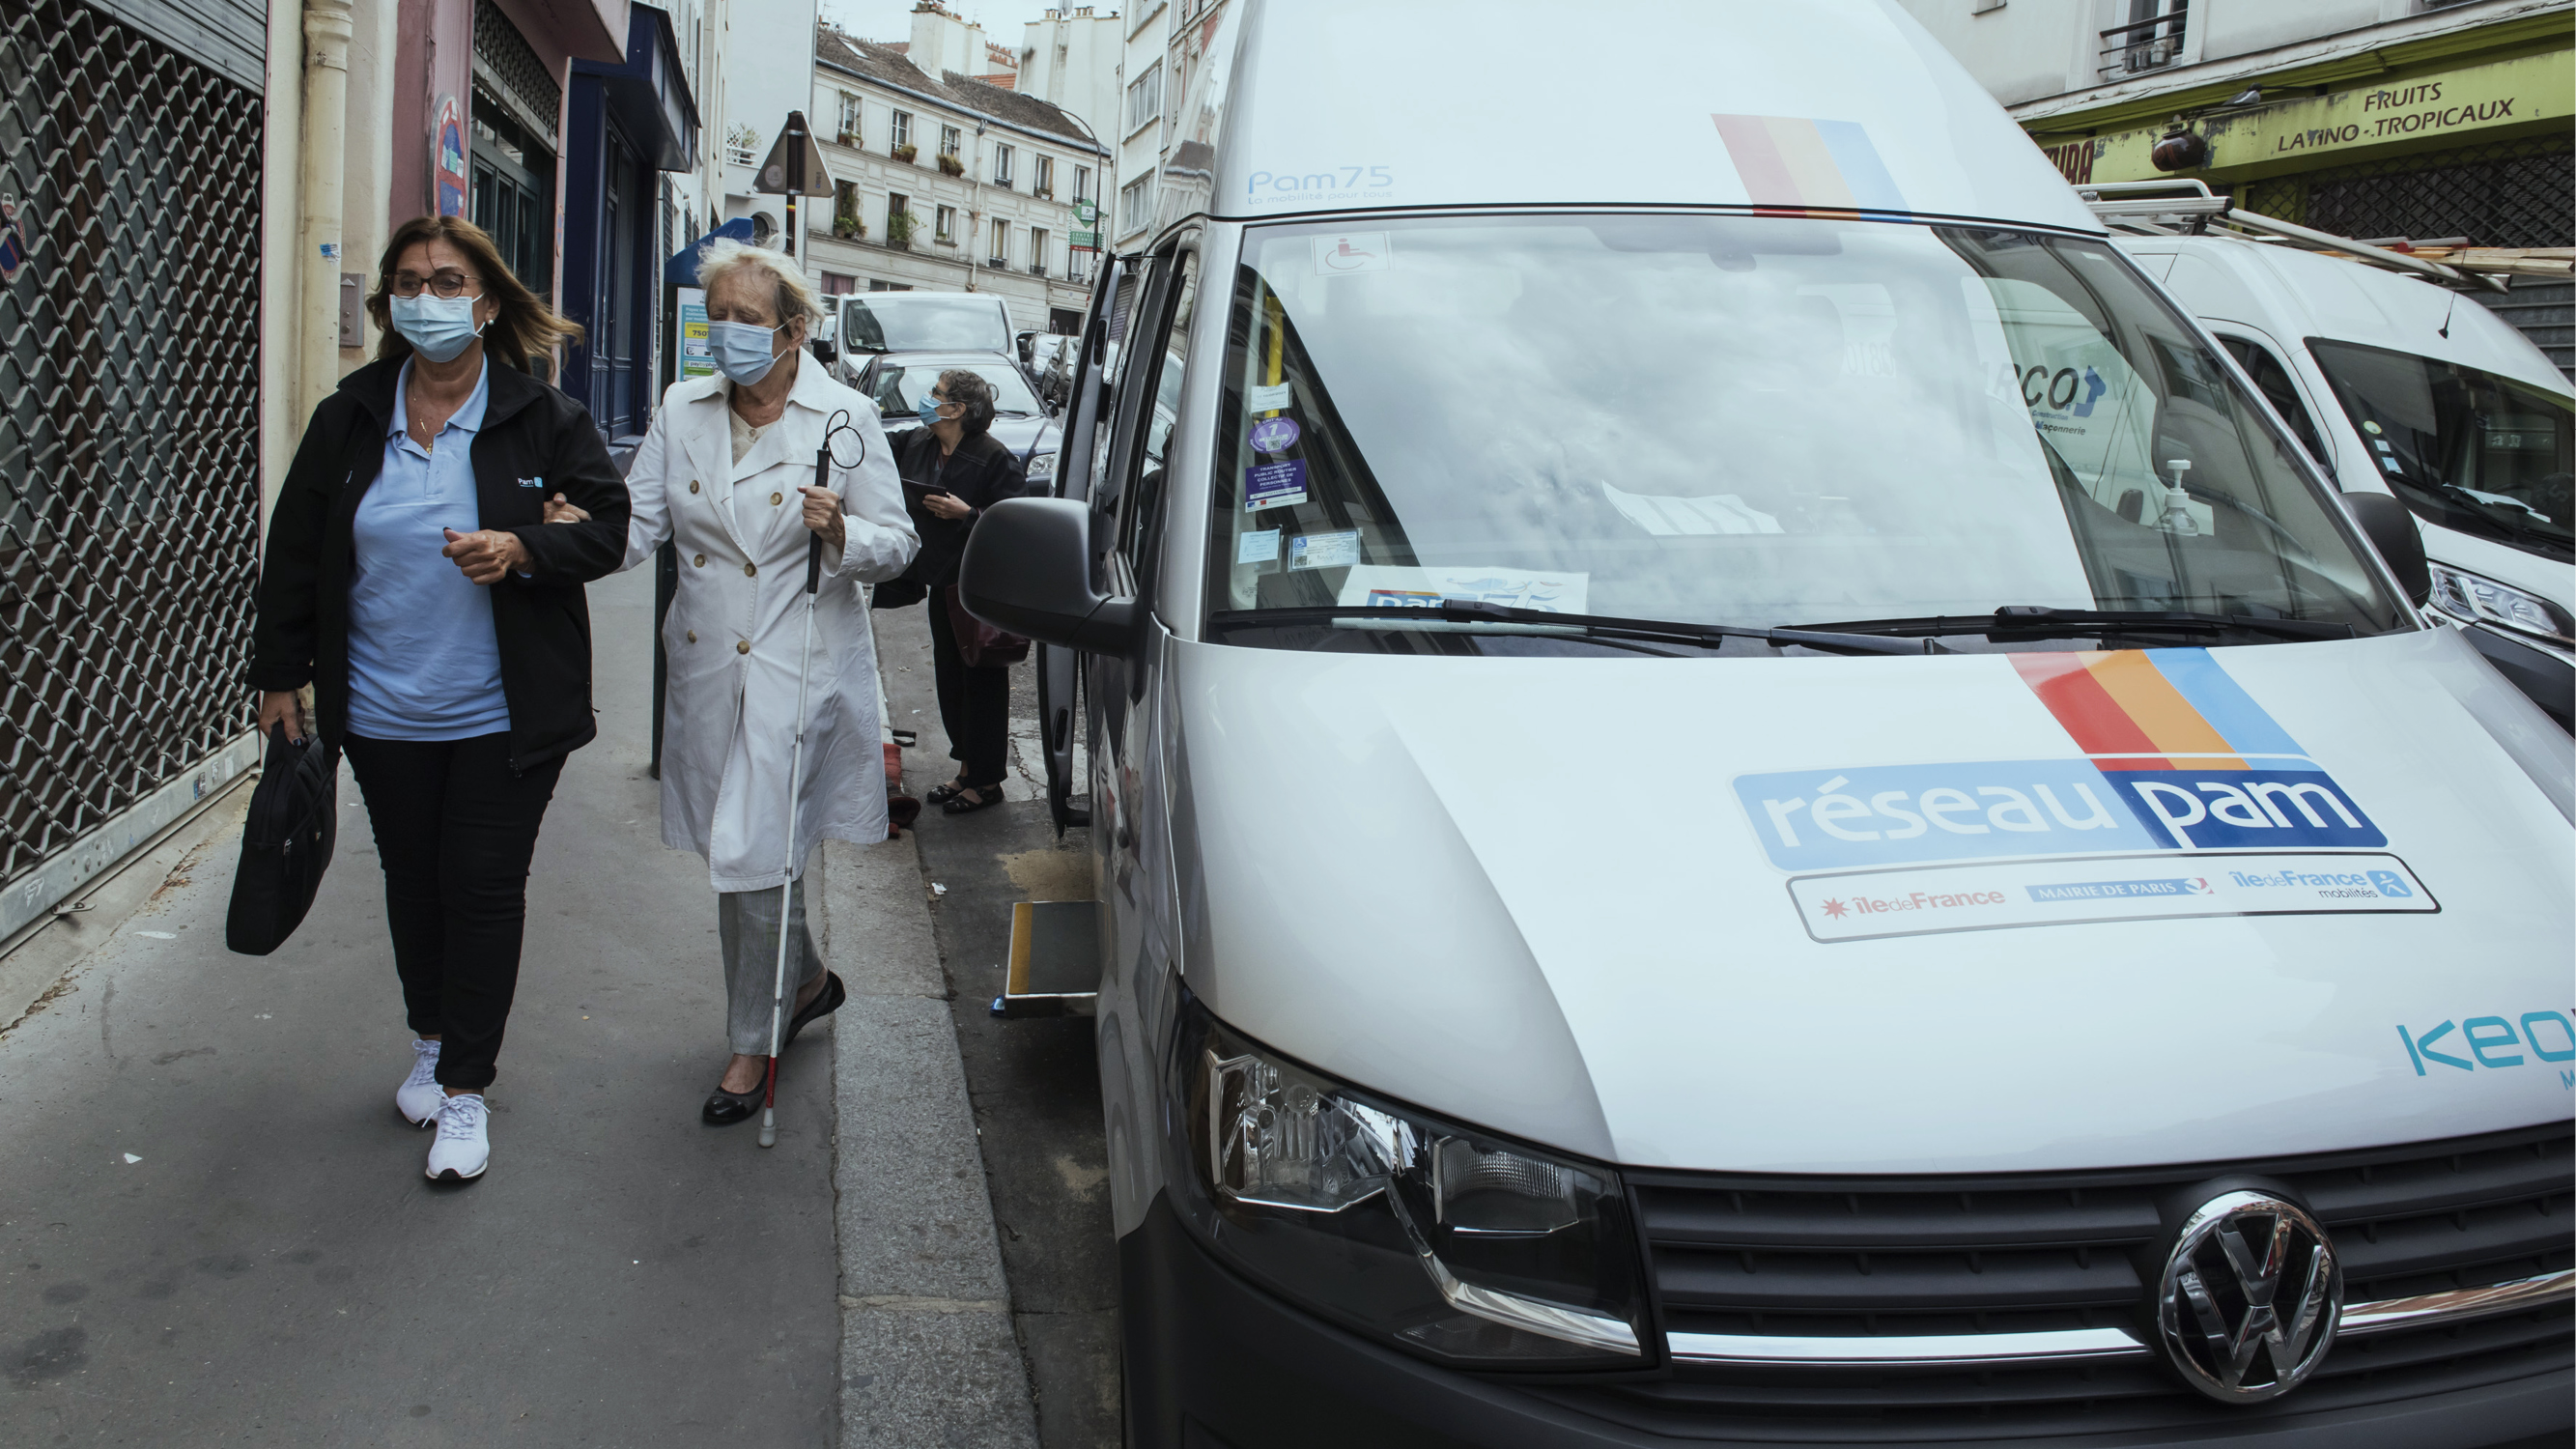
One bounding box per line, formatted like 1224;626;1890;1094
1895;0;2574;372
803;25;1106;335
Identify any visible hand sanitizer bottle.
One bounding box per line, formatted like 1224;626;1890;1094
2158;459;2199;536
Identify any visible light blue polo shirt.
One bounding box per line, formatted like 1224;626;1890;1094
344;358;512;742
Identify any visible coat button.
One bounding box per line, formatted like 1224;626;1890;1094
689;479;700;494
737;639;750;655
771;492;783;505
745;562;758;577
686;630;697;643
693;554;705;567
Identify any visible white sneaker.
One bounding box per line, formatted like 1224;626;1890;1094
395;1040;442;1128
425;1094;490;1182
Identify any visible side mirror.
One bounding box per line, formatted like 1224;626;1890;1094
1015;329;1036;364
959;497;1137;655
2340;492;2431;607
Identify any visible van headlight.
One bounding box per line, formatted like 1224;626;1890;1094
1025;449;1058;481
1169;997;1648;1366
2427;561;2575;646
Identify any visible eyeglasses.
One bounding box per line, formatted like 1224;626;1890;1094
389;270;482;299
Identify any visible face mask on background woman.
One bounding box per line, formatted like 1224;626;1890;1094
916;391;945;427
389;294;486;364
709;320;786;386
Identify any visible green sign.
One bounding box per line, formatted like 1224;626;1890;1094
1069;231;1097;248
1073;200;1098;225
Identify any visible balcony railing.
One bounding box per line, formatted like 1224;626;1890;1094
2098;5;2187;78
724;143;757;167
1027;262;1047;276
987;257;1009;270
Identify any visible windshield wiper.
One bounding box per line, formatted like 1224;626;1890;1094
1786;606;2355;643
1207;600;1946;656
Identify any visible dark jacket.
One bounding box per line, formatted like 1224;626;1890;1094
892;426;1026;588
249;356;633;772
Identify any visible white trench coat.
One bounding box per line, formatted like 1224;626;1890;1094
621;360;919;892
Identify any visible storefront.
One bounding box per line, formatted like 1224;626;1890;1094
470;0;559;302
564;3;698;444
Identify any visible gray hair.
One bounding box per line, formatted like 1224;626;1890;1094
937;368;995;438
695;237;825;332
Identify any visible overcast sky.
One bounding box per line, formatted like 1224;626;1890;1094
819;0;1035;46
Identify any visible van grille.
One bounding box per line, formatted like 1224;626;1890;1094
1534;1124;2572;1440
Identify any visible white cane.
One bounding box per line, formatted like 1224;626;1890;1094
758;421;847;1150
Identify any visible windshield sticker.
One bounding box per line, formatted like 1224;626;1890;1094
1786;852;2436;943
2398;1011;2576;1088
1712;115;1907;215
1288;530;1360;571
1336;565;1590;614
1250;416;1301;454
1246;459;1308;512
1312;233;1391;275
1245;168;1397;212
1248;382;1292;413
1735;650;2388;870
1235;528;1280;565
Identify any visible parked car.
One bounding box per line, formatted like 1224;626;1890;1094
963;1;2574;1445
852;350;1060;493
2117;229;2574;728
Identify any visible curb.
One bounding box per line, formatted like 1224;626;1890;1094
822;825;1040;1449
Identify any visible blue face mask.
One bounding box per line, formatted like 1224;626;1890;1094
917;392;946;427
388;293;486;363
708;320;785;385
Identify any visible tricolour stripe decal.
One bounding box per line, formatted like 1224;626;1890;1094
1712;115;1907;214
2012;649;2305;770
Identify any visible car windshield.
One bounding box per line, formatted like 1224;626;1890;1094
873;360;1043;418
1202;215;2405;647
841;295;1011;353
2306;338;2573;561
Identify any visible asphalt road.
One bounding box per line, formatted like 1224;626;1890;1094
0;561;841;1445
872;599;1118;1449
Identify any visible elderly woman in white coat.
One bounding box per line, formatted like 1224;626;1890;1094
551;239;917;1122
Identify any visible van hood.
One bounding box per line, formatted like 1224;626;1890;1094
1171;627;2572;1174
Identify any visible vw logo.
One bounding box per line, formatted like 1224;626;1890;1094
2156;1190;2342;1402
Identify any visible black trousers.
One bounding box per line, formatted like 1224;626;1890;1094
924;590;1011;789
343;733;564;1091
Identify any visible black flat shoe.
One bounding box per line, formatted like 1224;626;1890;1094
783;972;846;1049
925;781;969;806
941;784;1006;814
701;1078;765;1125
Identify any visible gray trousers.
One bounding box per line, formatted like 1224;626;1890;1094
719;878;827;1056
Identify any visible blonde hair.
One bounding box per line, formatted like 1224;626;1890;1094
696;238;825;334
369;214;582;372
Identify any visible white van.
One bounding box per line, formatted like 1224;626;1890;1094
961;3;2575;1444
2113;228;2574;724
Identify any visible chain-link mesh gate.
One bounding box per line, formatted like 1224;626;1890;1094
1;0;263;907
2239;135;2576;248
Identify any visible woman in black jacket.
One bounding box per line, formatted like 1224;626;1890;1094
248;214;630;1184
893;370;1027;814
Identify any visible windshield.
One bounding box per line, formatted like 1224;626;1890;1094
841;295;1011;353
2306;338;2573;561
1202;215;2404;647
872;360;1042;418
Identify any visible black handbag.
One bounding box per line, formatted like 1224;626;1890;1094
224;722;340;955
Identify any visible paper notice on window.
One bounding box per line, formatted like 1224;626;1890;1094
1335;565;1589;613
1235;528;1281;565
1245;459;1308;512
1248;382;1292;412
1600;482;1782;536
1288;530;1361;571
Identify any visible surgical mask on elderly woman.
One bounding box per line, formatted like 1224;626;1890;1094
708;320;786;386
388;293;486;364
916;392;946;427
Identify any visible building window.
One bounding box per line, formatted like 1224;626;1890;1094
1029;226;1048;276
1125;61;1161;135
890;109;912;152
940;124;962;158
867;278;914;292
1073;164;1092;204
1033;155;1054;199
820;270;857;295
2100;0;2188;77
1119;173;1153;238
992;143;1014;188
833;180;863;240
835;92;862;146
888;190;914;247
989;218;1009;267
935;204;956;243
1066;248;1088;284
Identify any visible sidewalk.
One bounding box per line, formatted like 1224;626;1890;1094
0;563;1037;1446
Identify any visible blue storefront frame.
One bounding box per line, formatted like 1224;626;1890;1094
561;2;696;443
